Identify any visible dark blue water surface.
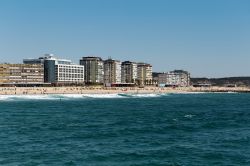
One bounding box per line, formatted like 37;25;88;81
0;93;250;165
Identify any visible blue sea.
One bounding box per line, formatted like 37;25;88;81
0;93;250;165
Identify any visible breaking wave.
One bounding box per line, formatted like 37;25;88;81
118;93;166;98
0;93;169;101
0;91;237;101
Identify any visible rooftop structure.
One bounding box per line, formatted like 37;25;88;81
23;54;72;65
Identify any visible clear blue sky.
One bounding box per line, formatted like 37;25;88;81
0;0;249;77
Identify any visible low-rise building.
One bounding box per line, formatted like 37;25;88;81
0;64;44;85
158;70;190;87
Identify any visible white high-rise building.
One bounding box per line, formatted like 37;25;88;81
121;61;137;83
80;57;104;84
104;59;121;85
137;63;152;85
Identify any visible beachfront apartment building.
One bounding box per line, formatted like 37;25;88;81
103;59;121;86
0;64;44;85
80;57;104;84
158;70;190;87
137;63;153;85
24;54;84;84
121;61;137;83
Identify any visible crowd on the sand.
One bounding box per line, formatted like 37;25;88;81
0;86;250;95
0;87;171;95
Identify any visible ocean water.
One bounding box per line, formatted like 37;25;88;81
0;93;250;165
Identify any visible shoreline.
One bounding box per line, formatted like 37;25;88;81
0;86;250;95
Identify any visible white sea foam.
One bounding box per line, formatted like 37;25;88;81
57;94;85;98
0;95;12;101
213;91;238;94
184;114;195;118
82;93;125;98
0;95;59;101
125;93;162;98
171;91;207;94
172;91;239;94
0;93;169;101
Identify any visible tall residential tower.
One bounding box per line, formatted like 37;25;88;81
104;59;121;86
121;61;137;83
137;63;153;85
80;57;104;84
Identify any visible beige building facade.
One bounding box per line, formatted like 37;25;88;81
137;63;153;85
104;59;121;85
0;64;44;85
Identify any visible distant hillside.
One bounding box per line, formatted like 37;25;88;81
191;77;250;87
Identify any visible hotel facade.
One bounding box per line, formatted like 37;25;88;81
24;54;84;84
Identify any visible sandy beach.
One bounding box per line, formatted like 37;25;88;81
0;86;250;95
